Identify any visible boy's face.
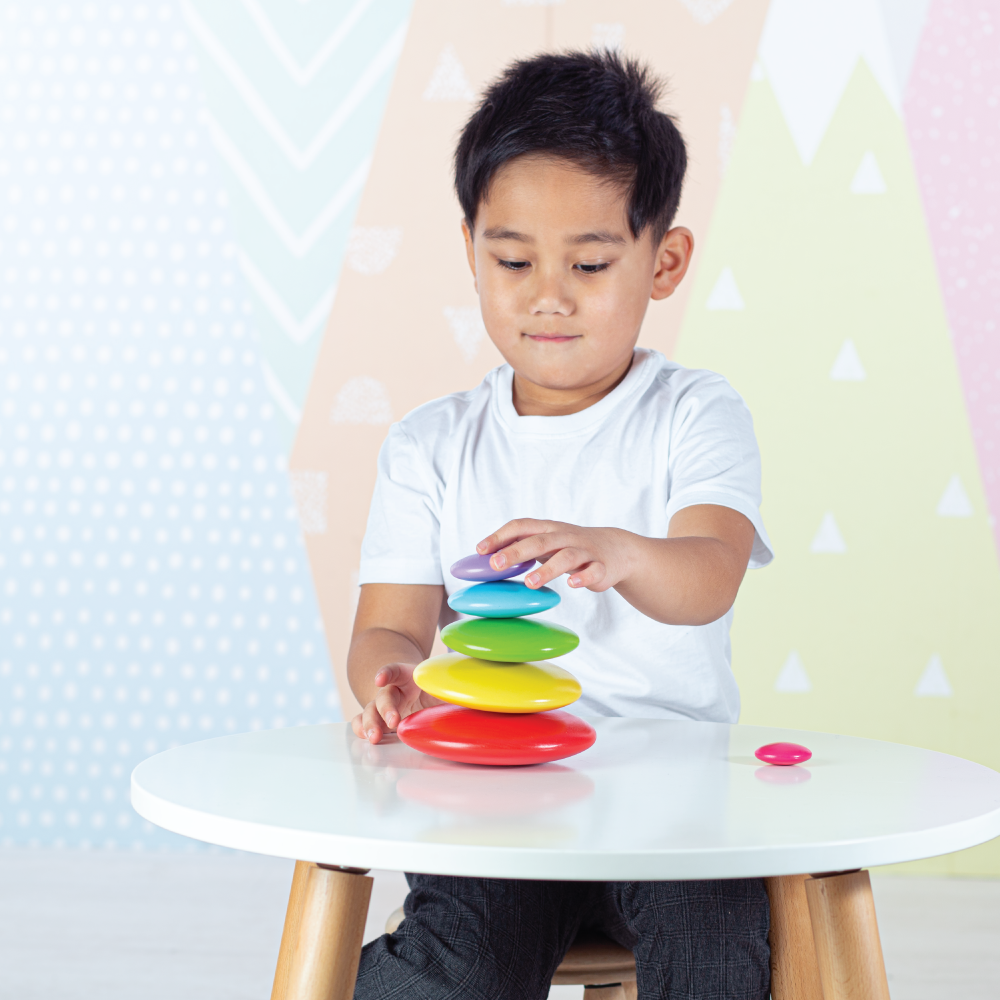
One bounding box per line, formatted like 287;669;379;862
463;155;692;398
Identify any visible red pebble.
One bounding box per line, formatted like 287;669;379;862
754;742;812;766
398;704;596;766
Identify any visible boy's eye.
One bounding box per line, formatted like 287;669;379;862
576;262;610;274
497;259;529;271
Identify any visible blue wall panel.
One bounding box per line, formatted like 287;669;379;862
0;1;340;848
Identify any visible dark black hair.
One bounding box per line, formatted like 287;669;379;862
455;50;687;244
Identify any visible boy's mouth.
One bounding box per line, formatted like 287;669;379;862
523;332;580;343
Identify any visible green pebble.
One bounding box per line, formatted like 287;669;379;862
441;617;579;662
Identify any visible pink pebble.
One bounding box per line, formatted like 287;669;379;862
755;742;812;766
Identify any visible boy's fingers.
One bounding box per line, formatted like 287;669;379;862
524;547;605;589
525;546;588;587
350;712;366;738
492;530;574;571
375;685;403;728
569;561;608;590
374;665;400;687
361;700;390;743
477;518;555;555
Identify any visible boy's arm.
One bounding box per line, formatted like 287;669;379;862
348;583;451;743
478;504;755;626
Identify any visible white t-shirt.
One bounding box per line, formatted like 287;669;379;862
358;348;773;723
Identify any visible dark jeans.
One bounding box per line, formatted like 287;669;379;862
354;874;770;1000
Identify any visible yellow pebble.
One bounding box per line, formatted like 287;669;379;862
413;653;582;713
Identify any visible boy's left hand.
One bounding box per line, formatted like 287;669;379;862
477;520;631;592
477;507;755;626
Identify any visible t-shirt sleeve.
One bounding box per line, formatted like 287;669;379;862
357;423;444;585
663;376;774;568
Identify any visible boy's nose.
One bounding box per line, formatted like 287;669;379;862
528;273;574;316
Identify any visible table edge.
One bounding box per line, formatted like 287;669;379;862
131;772;1000;881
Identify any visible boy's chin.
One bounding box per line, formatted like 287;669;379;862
492;337;633;393
515;363;605;393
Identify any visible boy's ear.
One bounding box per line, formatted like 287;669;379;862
650;226;694;301
461;219;478;291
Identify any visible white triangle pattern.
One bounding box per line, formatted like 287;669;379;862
759;0;900;164
289;470;328;535
850;151;887;194
346;227;403;276
330;376;394;425
591;23;625;51
936;475;973;517
423;45;475;102
775;650;812;692
877;0;933;95
444;306;488;363
706;267;745;310
915;654;953;697
810;512;846;553
678;0;736;25
830;339;867;380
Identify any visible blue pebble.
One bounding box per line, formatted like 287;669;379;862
448;580;561;618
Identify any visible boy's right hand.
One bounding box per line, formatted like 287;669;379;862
350;662;443;744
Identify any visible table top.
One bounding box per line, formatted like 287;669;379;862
131;720;1000;881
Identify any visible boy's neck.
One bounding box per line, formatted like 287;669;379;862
511;354;635;417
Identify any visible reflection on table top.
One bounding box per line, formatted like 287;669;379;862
131;720;1000;881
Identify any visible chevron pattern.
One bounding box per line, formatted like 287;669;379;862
182;0;413;449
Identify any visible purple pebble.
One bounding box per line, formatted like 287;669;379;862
450;553;536;582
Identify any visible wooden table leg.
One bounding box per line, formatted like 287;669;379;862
765;875;824;1000
271;861;373;1000
272;861;315;1000
804;870;890;1000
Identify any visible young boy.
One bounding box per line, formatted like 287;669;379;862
349;51;773;1000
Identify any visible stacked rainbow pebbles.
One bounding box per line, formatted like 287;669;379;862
397;553;597;766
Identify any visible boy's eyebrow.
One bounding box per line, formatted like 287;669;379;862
482;226;532;242
568;230;628;247
481;227;628;246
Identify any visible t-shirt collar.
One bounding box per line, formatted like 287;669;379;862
494;348;659;437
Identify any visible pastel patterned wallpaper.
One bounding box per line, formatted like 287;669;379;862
178;0;413;452
3;0;999;873
676;0;1000;876
0;1;339;848
904;3;1000;557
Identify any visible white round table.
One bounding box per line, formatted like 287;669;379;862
131;720;1000;1000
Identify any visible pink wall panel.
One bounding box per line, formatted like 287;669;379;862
905;1;1000;557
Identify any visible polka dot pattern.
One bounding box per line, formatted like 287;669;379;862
904;1;1000;549
0;1;339;849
